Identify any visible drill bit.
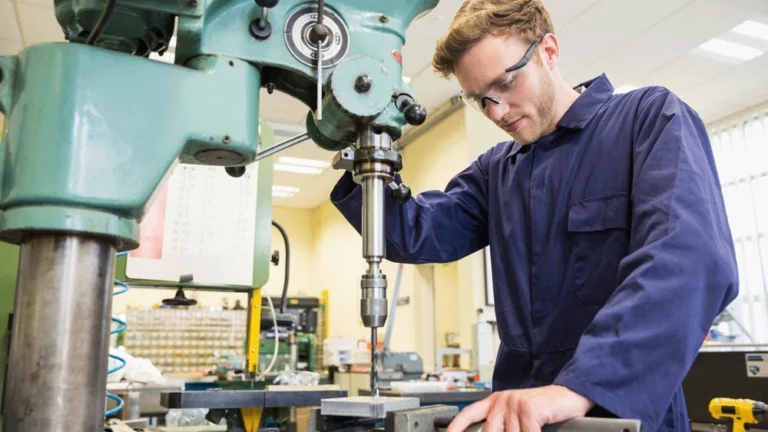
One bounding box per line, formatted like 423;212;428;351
371;327;379;397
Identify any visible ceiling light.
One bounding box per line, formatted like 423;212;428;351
277;156;330;169
732;20;768;41
697;38;764;61
614;84;638;94
272;190;295;198
273;164;323;175
273;185;300;193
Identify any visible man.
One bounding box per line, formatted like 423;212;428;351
330;1;739;431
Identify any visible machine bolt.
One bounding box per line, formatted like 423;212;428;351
223;135;231;144
266;82;275;94
249;19;273;40
379;15;389;24
355;75;372;93
308;23;331;46
188;0;198;7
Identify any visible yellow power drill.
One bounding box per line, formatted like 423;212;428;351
710;398;768;432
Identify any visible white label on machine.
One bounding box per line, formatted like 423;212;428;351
125;163;258;286
745;353;768;377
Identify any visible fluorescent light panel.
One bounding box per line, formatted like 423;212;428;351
697;38;764;61
273;164;323;175
273;185;300;193
732;20;768;41
272;191;295;198
277;156;330;169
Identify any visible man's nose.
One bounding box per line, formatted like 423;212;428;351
487;101;509;123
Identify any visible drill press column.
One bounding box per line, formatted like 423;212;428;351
5;235;116;432
354;128;398;397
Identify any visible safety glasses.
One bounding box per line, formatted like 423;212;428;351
460;39;540;112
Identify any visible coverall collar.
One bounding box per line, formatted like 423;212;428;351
506;74;615;159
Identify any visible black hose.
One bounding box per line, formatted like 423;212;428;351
272;220;290;313
86;0;118;45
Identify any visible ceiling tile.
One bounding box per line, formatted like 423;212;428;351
566;38;682;87
557;0;693;72
640;53;733;94
17;3;65;46
0;38;23;55
678;53;768;121
259;88;309;125
410;70;461;115
638;0;755;52
402;0;462;78
0;1;22;41
543;0;601;32
401;36;438;78
700;0;768;15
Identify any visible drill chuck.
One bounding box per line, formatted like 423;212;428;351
361;273;387;328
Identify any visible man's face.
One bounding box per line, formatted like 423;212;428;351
455;35;557;145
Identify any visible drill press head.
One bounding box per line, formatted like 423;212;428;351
0;0;438;249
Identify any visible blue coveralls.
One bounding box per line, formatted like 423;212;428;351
330;74;739;432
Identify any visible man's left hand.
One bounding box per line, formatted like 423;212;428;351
446;385;595;432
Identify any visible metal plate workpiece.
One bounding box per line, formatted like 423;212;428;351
162;389;348;409
321;396;420;419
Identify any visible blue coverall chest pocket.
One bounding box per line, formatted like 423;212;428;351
567;193;631;306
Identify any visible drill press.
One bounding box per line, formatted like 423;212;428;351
0;0;434;430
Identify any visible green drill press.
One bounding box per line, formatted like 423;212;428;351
0;0;436;430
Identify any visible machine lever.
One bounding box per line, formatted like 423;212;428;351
310;0;328;120
225;133;310;177
254;132;310;162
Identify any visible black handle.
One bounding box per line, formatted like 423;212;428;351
404;103;427;126
225;166;246;178
255;0;278;7
392;183;411;203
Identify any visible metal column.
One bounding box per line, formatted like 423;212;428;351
4;235;116;432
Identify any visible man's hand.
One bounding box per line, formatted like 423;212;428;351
446;385;595;432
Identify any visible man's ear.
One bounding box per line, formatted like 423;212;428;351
540;33;560;71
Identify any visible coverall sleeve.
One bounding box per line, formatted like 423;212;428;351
553;88;739;428
329;150;491;264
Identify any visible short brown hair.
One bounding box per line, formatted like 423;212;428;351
432;0;554;79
